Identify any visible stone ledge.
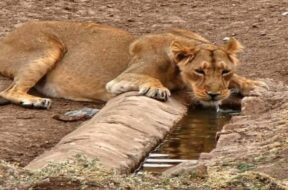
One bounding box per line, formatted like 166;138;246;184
165;79;288;188
25;92;188;174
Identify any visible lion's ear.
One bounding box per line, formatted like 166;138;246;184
170;41;196;63
223;37;244;54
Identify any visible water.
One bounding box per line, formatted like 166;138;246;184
140;107;240;173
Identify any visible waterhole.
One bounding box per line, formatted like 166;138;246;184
139;107;240;173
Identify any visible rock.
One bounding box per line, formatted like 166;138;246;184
252;23;259;28
87;9;96;15
64;107;99;117
260;31;266;36
53;108;99;122
281;12;288;16
163;162;208;178
241;96;267;115
166;16;186;23
127;18;135;22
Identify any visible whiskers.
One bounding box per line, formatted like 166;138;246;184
184;90;200;104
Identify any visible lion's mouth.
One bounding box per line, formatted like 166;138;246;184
191;89;230;107
195;95;224;104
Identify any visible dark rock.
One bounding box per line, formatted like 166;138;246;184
127;18;135;22
260;31;267;36
53;107;99;122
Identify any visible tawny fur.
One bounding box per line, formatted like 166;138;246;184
0;21;266;109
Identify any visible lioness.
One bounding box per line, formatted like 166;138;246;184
0;21;265;109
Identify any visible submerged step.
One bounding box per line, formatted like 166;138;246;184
143;163;174;168
142;158;197;172
148;153;170;157
145;158;192;163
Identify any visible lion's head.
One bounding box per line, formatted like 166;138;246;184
170;37;243;105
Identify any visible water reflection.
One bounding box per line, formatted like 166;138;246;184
153;107;239;160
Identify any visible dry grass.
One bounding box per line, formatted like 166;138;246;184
1;154;287;190
0;155;204;190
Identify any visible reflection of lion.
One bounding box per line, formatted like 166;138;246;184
0;21;266;109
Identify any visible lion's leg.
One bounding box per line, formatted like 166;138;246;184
229;74;268;96
106;41;173;101
106;73;171;101
0;38;66;109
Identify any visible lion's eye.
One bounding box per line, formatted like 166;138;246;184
222;69;231;75
195;69;205;75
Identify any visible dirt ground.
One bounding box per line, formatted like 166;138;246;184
0;0;287;189
0;77;102;167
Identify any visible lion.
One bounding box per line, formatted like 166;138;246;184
0;21;266;109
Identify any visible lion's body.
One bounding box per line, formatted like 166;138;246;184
0;21;266;109
0;21;135;106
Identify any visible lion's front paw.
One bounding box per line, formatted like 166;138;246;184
241;80;269;96
139;84;171;101
106;80;138;94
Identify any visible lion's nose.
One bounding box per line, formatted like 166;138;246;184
207;92;220;100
